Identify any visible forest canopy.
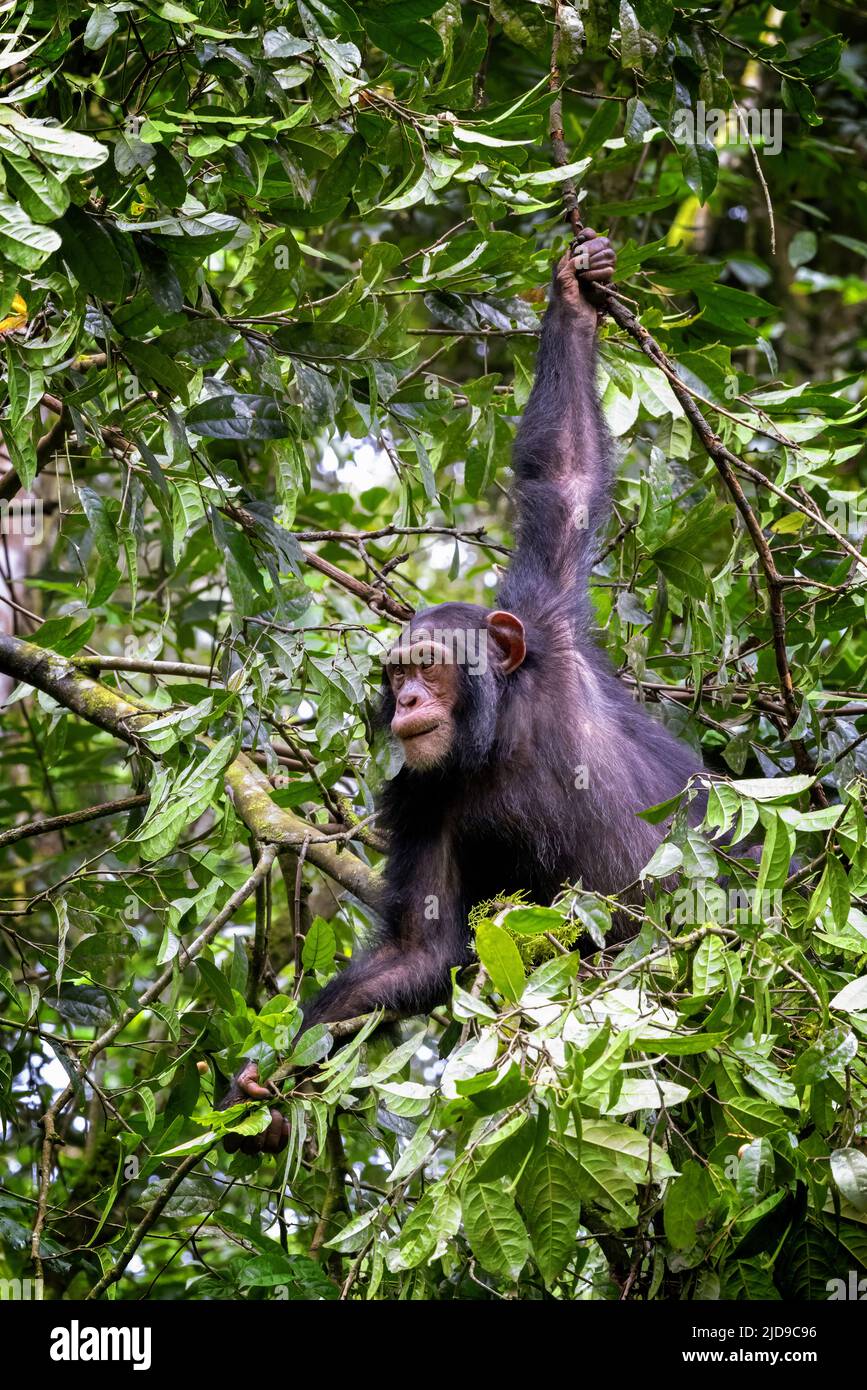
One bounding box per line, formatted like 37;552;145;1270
0;0;866;1302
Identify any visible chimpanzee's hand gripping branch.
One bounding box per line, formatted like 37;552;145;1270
221;233;704;1156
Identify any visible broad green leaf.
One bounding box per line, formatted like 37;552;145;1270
0;197;60;268
462;1182;530;1280
187;391;292;440
830;976;867;1015
475;920;525;1002
301;916;336;973
730;775;814;802
84;5;120;49
517;1144;582;1285
830;1149;867;1213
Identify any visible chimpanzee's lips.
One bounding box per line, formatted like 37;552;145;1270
396;720;440;741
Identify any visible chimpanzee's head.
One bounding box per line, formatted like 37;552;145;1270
380;602;526;772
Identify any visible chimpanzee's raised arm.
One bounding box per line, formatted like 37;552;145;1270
498;230;616;634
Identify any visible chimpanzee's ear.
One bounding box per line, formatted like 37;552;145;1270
486;611;526;674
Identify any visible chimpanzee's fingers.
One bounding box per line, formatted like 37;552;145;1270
261;1108;290;1154
572;226;598;243
217;1059;269;1111
219;1059;282;1153
572;236;610;264
234;1060;272;1100
583;266;616;283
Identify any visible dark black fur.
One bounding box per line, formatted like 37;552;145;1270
302;274;704;1030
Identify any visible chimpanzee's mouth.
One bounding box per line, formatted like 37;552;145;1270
400;721;440;741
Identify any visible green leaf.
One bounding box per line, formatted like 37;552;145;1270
695;283;775;331
653;546;706;599
149;145;187;208
754;812;794;895
619;0;645;68
0;110;108;176
788;229;817;268
157;319;238;365
641;841;683;878
361;2;443;64
692;934;726;994
681;137;718;204
392;1190;439;1267
792;1027;857;1086
1;145;69;221
288;1024;333;1066
476;1115;537;1184
79;487;118;565
196;958;236;1013
830;976;867;1015
393;1183;460;1268
186;392;292;440
578;98;621;156
664;1159;715;1249
783;34;843;82
238;1252;339;1298
84;5;120;49
499;905;564;935
0;197;61;269
323;1205;381;1252
624;96;655;144
635;1030;729;1056
462;1181;530;1280
59;206;124;301
301;916;336;972
517;1144;582;1285
781;77;821;126
388;1113;435;1184
830;1148;867;1213
474;920;525;1002
826;854;851;931
124;340;191;404
581;1119;679;1180
730;775;814;802
458;1062;530;1115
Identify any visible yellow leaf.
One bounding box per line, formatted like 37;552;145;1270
0;292;27;335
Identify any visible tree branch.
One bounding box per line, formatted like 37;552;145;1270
73;656;215;678
0;633;383;908
84;1145;216;1300
0;794;149;849
224;503;414;622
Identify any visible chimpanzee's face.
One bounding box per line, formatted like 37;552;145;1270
385;625;462;769
384;608;526;770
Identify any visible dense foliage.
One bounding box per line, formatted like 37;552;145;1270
0;0;865;1302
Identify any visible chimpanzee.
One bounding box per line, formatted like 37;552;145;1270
221;231;703;1152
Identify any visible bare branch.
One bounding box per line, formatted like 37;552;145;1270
0;794;149;849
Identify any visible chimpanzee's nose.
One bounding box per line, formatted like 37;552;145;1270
398;689;419;710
